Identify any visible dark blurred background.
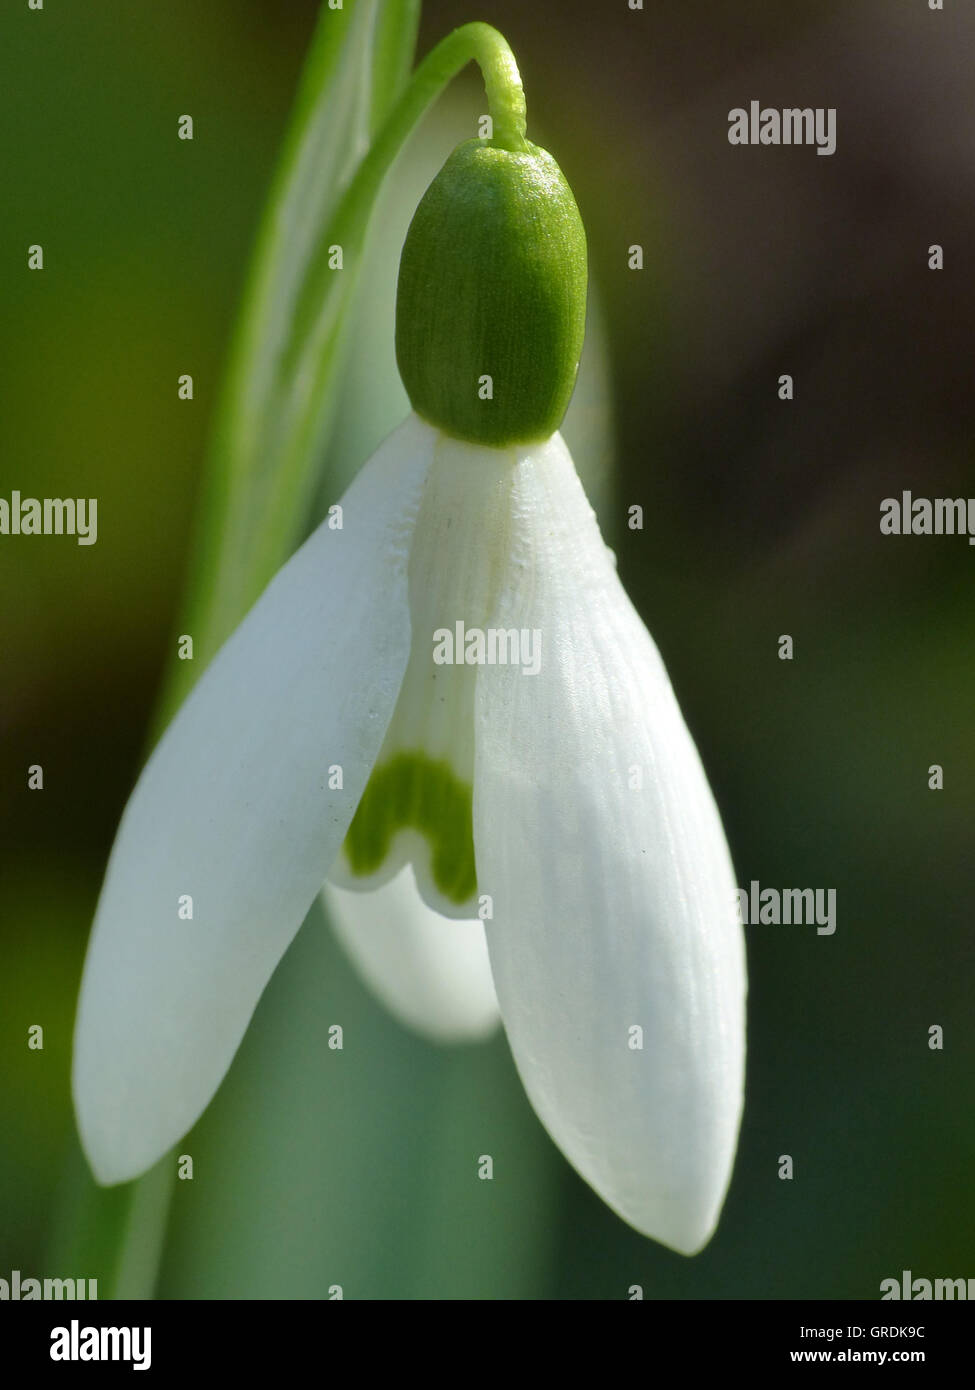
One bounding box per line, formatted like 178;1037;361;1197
1;0;973;1298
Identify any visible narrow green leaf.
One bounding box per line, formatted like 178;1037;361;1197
370;0;422;135
164;1;421;710
54;2;425;1300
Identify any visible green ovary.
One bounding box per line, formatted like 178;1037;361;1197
343;752;477;906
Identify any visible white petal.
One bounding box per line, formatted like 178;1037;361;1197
73;414;437;1184
324;866;500;1044
329;435;515;920
473;433;746;1254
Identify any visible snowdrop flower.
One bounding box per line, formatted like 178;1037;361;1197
73;118;745;1256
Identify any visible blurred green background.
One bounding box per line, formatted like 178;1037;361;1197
2;0;973;1298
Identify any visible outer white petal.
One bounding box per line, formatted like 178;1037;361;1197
73;414;437;1185
324;866;500;1044
473;432;746;1254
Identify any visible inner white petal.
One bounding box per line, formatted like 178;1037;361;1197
331;431;520;920
324;865;500;1044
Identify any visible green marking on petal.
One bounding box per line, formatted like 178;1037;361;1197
344;751;476;905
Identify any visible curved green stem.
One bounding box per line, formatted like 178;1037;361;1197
255;26;528;608
285;23;528;381
447;21;527;152
374;21;527;165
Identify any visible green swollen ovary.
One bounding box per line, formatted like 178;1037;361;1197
395;139;588;448
344;752;477;906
